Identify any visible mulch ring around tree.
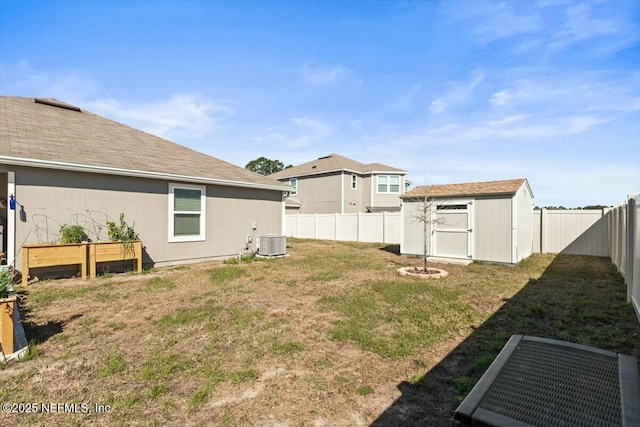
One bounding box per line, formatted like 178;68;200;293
397;266;449;278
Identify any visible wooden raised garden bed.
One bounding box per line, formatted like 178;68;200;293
21;240;143;284
22;243;87;286
88;241;142;279
0;295;16;354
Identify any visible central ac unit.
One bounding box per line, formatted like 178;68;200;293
259;235;287;256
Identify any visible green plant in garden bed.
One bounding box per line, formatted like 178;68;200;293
107;213;139;256
107;213;139;242
59;224;89;244
0;269;17;299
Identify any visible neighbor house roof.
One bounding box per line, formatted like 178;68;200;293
0;96;290;191
268;153;406;179
401;178;531;199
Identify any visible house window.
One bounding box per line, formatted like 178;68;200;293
289;178;298;196
377;175;400;193
169;183;206;242
351;174;357;190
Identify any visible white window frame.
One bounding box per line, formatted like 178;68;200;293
351;174;357;190
376;175;400;194
289;178;298;196
168;183;206;243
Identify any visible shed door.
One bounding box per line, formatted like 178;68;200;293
433;201;473;259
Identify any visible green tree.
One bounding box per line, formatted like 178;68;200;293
245;157;292;176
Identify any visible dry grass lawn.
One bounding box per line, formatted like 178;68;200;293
1;238;638;426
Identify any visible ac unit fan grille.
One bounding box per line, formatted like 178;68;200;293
259;235;286;256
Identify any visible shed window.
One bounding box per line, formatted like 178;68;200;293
289;178;298;196
351;174;357;190
169;183;206;242
437;204;468;210
377;175;400;193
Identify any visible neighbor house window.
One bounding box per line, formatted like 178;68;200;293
351;174;357;190
289;178;298;196
377;175;400;193
169;183;206;242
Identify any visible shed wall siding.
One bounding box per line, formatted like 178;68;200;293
474;197;513;263
401;202;432;256
9;166;282;269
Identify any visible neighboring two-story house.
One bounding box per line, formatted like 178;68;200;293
268;154;408;214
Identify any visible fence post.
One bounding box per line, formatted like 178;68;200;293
620;207;626;276
604;208;611;257
357;212;361;242
612;208;616;259
334;213;338;241
627;197;636;302
383;211;387;243
314;213;318;239
540;208;547;253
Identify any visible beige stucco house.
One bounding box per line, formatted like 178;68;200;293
269;154;408;214
0;96;290;271
401;178;534;265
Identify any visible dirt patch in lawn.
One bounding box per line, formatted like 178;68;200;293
1;239;638;426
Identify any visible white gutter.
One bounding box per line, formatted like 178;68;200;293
1;156;292;192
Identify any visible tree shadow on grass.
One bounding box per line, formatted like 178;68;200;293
371;254;640;426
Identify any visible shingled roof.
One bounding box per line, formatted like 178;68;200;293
402;178;530;199
268;153;406;179
0;96;289;191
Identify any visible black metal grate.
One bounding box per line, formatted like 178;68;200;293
478;340;622;426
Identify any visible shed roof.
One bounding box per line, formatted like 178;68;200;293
268;153;406;179
401;178;530;199
0;96;289;191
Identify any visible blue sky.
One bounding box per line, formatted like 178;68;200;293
1;0;638;207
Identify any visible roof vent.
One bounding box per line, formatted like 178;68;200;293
312;165;317;169
34;98;81;112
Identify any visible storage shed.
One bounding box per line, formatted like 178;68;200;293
400;178;533;265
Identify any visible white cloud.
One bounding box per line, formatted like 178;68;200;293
0;61;96;103
446;1;638;57
429;72;484;114
548;4;621;51
256;116;333;149
87;94;234;139
445;1;541;43
300;61;351;85
432;114;608;141
489;72;640;113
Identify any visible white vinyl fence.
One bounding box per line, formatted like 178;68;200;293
608;196;638;319
288;210;612;255
286;212;401;244
532;209;609;256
